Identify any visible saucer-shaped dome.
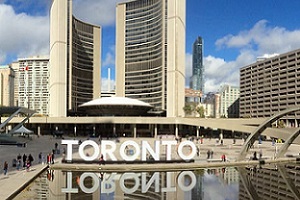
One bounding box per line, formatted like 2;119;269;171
79;97;153;116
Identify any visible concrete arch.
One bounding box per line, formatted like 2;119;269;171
277;127;300;158
278;165;300;200
238;107;300;161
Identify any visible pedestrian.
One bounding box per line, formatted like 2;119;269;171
99;154;104;165
252;151;258;160
210;150;214;159
47;153;52;165
272;138;275;146
221;154;226;162
51;151;55;164
207;150;211;159
196;146;200;157
26;159;31;171
17;154;22;170
28;154;34;166
3;161;8;175
22;154;27;168
38;152;42;163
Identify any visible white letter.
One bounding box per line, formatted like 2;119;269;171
61;140;78;161
101;140;117;161
79;173;99;194
162;141;177;160
120;141;140;161
101;173;117;194
141;141;160;161
79;140;99;161
177;171;196;191
61;172;78;193
161;172;176;192
141;172;160;193
178;141;197;160
119;173;139;194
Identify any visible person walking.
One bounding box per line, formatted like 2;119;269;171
28;154;34;166
207;150;211;159
221;154;226;162
51;150;55;164
38;152;42;163
252;151;258;160
17;154;22;170
3;161;8;175
22;154;27;168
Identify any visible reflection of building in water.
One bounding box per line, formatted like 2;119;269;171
206;168;239;185
32;172;50;198
48;170;102;200
191;170;204;200
219;167;240;185
239;164;300;200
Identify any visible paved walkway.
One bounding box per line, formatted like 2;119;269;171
0;136;299;199
0;135;80;199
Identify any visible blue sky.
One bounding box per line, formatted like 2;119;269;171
1;0;300;92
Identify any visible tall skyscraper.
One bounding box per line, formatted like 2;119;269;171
190;37;204;93
115;0;186;117
49;0;101;117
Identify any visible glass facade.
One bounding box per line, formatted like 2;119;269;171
124;0;164;111
191;36;204;93
70;18;95;113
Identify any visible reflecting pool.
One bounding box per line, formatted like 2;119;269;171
14;163;300;200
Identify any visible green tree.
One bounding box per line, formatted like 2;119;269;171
183;104;193;115
195;106;205;118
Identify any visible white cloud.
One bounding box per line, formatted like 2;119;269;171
206;20;300;93
216;20;300;55
0;4;49;64
73;0;125;27
103;52;115;67
101;77;115;92
102;45;116;68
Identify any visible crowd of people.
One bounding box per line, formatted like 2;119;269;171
1;142;61;176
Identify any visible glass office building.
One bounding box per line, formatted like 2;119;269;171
191;36;204;94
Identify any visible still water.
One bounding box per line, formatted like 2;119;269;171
14;163;300;200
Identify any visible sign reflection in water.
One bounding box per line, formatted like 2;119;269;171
15;164;300;199
47;168;239;200
62;171;196;194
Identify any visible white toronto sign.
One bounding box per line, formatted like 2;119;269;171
61;139;197;161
